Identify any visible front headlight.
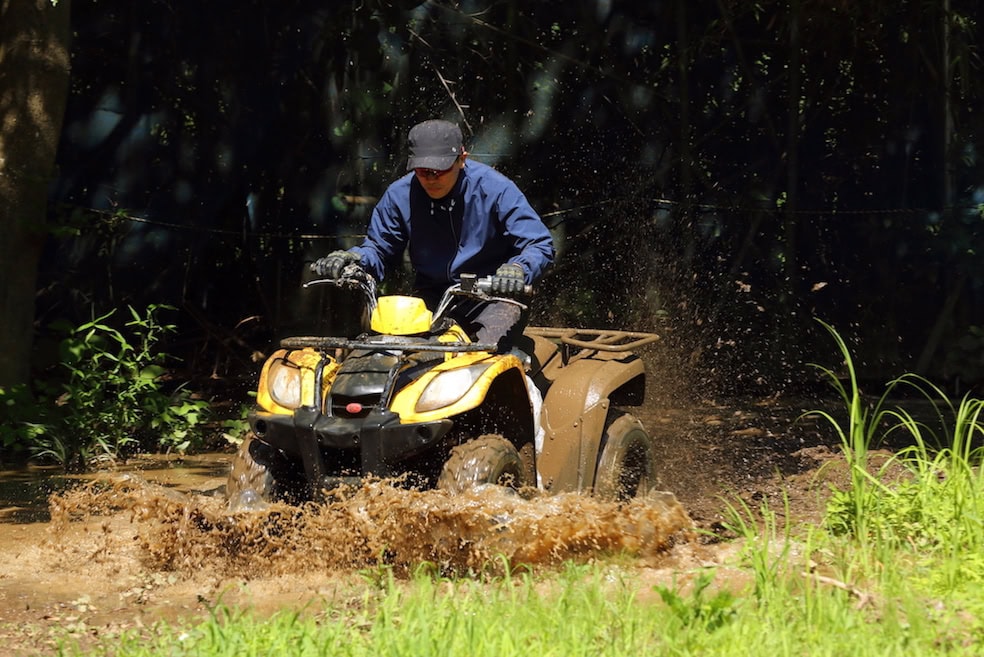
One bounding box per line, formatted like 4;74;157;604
415;364;487;413
268;360;303;409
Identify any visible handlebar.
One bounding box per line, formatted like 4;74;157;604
432;274;531;320
304;269;532;328
303;264;378;316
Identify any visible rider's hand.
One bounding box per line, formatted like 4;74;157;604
490;262;526;296
311;250;361;279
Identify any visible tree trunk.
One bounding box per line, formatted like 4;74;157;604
0;0;71;388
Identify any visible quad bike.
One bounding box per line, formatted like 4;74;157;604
227;266;662;510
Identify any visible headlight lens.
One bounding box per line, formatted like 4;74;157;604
268;361;303;409
415;364;487;413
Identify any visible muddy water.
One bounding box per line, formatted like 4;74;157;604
47;475;691;576
0;454;230;523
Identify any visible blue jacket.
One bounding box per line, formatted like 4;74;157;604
352;160;554;305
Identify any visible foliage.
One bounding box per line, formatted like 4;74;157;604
5;305;210;470
721;492;795;599
805;319;895;543
0;384;51;457
810;319;984;560
655;571;737;634
219;402;253;446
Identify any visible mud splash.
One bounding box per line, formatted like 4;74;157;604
49;475;692;577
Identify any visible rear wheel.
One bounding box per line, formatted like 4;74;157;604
594;411;658;501
437;434;532;494
226;433;277;511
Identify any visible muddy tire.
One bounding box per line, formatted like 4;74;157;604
594;411;658;501
226;433;276;511
437;434;532;494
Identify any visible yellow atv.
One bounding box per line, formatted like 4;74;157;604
227;270;661;510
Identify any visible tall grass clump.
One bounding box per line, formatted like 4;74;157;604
807;319;898;545
720;492;796;601
810;320;984;577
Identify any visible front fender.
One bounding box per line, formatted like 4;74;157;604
389;353;527;424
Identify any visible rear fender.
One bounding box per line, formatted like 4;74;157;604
537;357;646;493
389;352;528;424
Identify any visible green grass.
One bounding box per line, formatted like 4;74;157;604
55;557;983;657
58;319;984;656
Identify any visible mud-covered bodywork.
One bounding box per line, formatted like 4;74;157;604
521;328;654;493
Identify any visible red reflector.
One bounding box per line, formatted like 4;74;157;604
346;402;363;414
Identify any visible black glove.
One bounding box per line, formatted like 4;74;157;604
490;262;526;296
311;250;361;279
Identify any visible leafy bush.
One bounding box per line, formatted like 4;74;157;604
4;305;209;470
0;383;52;458
220;401;253;446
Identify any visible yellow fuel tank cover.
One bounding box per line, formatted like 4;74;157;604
371;295;433;335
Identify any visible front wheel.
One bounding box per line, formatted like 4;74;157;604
437;434;532;494
594;411;658;501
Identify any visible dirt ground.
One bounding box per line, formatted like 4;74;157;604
0;394;854;656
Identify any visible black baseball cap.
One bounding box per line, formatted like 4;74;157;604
406;120;463;171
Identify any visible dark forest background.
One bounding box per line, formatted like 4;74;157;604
32;0;984;399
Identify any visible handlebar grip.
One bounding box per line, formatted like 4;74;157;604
470;276;532;297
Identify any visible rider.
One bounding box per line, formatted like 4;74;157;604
313;119;555;350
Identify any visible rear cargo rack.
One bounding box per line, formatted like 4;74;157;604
525;327;659;353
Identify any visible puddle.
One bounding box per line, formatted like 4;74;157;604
0;465;75;523
0;453;229;524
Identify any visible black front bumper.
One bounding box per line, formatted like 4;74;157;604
250;406;453;492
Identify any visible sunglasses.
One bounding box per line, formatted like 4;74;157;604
414;161;458;180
